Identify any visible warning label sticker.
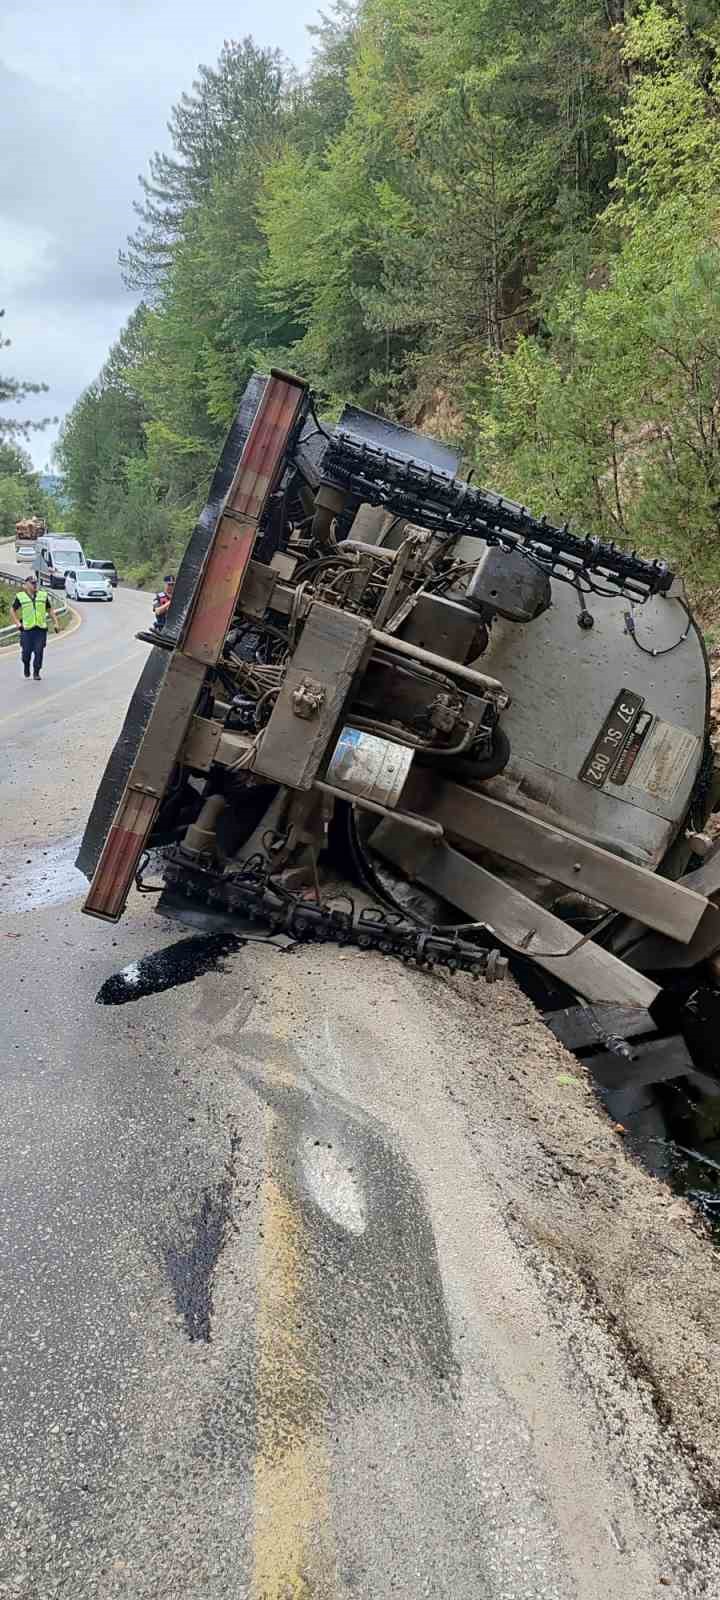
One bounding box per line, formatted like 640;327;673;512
625;719;699;801
611;709;654;785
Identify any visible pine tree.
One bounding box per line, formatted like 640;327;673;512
120;38;286;292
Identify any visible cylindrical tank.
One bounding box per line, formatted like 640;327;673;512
326;727;413;807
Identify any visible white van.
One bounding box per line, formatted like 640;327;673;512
34;535;87;589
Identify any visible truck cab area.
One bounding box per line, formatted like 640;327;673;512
35;536;87;588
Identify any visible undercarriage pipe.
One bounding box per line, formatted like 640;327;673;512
181;793;228;858
369;628;505;696
313;780;444;837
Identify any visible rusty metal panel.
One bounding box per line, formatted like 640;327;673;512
238;560;278;620
76;377;270;882
83;653;205;921
82;370;308;923
181;521;256;667
253;603;372;790
83;790;159;921
182;372;307;666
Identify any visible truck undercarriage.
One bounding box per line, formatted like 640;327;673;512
78;370;720;1080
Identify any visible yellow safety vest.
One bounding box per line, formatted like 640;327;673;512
14;589;50;629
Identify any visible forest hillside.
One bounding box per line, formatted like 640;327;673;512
52;2;720;619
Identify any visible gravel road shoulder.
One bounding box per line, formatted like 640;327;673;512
441;968;720;1489
228;943;720;1597
440;963;720;1582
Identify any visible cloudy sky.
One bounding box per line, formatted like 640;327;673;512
0;0;317;468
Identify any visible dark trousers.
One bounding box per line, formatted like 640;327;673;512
20;626;47;676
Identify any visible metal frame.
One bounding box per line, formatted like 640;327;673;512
83;370;308;921
373;832;660;1007
403;778;709;943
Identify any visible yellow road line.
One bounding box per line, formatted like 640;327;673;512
252;1046;336;1596
0;646;146;729
253;1143;332;1598
53;604;82;644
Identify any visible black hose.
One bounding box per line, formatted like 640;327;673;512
430;724;511;783
345;806;426;925
294;554;352;581
344;807;493;943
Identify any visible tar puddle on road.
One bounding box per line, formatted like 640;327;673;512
96;932;243;1005
162;1171;235;1342
650;1081;720;1234
96;926;245;1338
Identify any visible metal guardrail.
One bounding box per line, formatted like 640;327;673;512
0;569;69;644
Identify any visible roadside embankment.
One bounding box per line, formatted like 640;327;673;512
444;965;720;1513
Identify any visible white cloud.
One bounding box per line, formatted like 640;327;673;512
0;220;53;295
0;0;316;466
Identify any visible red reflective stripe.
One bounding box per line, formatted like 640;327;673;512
83;792;158;921
182;525;256;668
82;370;308;924
182;372;306;666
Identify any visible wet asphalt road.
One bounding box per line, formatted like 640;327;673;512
0;560;700;1598
0;548;149;847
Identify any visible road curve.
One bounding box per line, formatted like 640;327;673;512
1;547;718;1599
0;545;150;847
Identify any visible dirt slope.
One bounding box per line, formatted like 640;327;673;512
446;966;720;1515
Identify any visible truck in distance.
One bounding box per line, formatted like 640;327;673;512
14;516;46;561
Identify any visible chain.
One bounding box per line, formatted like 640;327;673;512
321;431;673;599
161;847;507;982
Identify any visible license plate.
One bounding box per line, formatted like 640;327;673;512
579;689;644;789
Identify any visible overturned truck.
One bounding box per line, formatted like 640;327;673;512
78;370;720;1072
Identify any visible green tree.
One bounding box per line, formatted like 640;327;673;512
56;376;145;524
291;1;359;153
56;3;720;596
0;442;33;478
121;38;286;291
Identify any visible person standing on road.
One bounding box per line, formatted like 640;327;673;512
12;576;58;680
152;574;175;632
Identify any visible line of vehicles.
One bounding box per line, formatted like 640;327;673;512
14;520;118;601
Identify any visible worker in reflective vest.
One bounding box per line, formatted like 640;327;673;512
12;577;58;680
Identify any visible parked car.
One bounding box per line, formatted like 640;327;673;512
87;558;118;587
65;568;113;602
